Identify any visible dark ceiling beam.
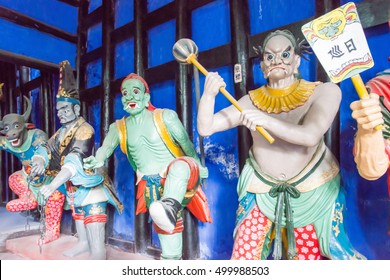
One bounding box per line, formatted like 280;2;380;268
145;2;176;29
80;85;102;101
23;77;42;92
357;0;390;28
144;0;215;30
83;6;103;29
0;6;77;43
112;22;135;44
188;0;215;10
80;47;103;65
57;0;80;7
0;49;59;72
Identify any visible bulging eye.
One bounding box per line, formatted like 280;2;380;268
266;54;274;61
282;51;290;59
65;109;70;113
133;88;139;94
122;90;128;96
14;124;20;129
4;126;9;131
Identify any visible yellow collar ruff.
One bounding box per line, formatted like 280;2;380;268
249;79;321;114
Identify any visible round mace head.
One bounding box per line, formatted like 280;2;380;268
172;38;198;64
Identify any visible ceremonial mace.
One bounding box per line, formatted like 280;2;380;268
172;38;275;144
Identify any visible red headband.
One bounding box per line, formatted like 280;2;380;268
121;73;155;111
121;73;150;94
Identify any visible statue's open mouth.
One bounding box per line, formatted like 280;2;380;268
9;137;21;147
126;102;139;109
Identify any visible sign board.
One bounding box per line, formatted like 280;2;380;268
301;2;374;83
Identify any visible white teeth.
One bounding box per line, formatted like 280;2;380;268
10;138;20;146
126;102;140;109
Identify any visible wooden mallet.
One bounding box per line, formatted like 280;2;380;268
173;38;275;144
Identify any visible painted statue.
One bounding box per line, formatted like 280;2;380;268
83;73;211;260
31;60;123;259
0;95;59;244
350;68;390;233
351;69;390;183
197;29;365;260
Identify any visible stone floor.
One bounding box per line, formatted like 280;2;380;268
0;206;152;260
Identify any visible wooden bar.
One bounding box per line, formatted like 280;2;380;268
0;7;77;43
0;62;6;203
134;0;152;255
145;61;176;85
175;0;199;261
230;0;252;169
7;64;18;200
101;0;114;140
101;0;115;240
145;2;176;29
0;50;58;73
57;0;80;7
83;6;103;29
23;77;41;95
112;22;135;45
188;0;215;10
76;0;89;119
80;47;103;65
357;0;390;29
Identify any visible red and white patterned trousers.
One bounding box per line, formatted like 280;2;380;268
231;205;322;260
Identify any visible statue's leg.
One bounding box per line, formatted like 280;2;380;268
6;171;37;212
158;232;183;260
231;205;273;260
84;203;108;260
294;224;322;260
42;190;65;244
63;208;89;257
149;160;190;232
85;221;106;260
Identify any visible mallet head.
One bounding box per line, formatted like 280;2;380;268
173;38;199;64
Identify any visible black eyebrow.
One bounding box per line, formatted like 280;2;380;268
284;46;292;52
57;105;67;110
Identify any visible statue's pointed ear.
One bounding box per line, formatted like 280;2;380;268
26;123;35;129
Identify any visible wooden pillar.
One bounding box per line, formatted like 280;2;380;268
76;0;89;120
6;64;18;200
41;72;52;135
101;0;115;240
229;0;252;170
134;0;152;254
316;0;340;161
175;0;200;260
0;62;5;204
101;0;114;141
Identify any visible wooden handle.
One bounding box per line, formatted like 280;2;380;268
351;74;383;131
187;54;275;144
